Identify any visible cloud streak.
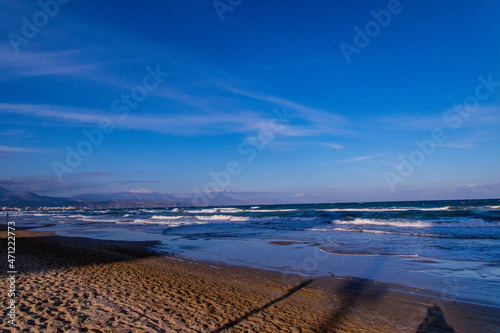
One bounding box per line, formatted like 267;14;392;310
0;103;274;135
223;87;352;136
338;156;373;163
0;145;49;155
322;142;344;149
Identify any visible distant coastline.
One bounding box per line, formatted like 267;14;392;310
1;186;499;210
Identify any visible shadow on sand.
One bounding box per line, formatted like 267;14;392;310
0;230;163;274
316;277;386;332
416;304;455;333
315;277;456;333
211;279;314;333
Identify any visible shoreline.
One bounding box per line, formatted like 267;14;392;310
1;229;499;332
8;206;500;311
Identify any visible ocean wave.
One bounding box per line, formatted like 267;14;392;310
151;214;249;222
81;217;124;223
127;219;210;226
187;208;298;213
185;208;221;213
247;209;298;213
50;215;69;219
331;218;498;228
307;224;499;239
333;218;433;228
444;218;500;228
151;215;185;220
318;244;421;257
139;209;167;213
306;226;441;238
331;227;438;237
184;207;245;213
320;206;452;212
196;215;249;221
218;208;245;213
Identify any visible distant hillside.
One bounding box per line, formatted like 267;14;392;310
77;191;244;208
177;192;244;207
76;191;177;202
0;187;244;209
0;187;84;208
73;191;178;208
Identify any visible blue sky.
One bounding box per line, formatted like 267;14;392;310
1;0;499;203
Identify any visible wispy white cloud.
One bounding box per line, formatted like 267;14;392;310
0;145;48;154
0;46;102;81
0;103;274;136
338;156;373;163
0;103;106;124
368;105;500;132
322;142;343;149
0;39;353;142
220;87;353;136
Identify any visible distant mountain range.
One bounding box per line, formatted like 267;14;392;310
0;187;84;208
0;187;243;209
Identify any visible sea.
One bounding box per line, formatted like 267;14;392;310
14;199;500;307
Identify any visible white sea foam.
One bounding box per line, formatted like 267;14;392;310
127;219;210;226
81;217;123;223
332;218;498;228
330;227;435;237
90;210;111;214
320;206;451;212
151;215;185;220
195;215;249;221
217;208;245;213
185;208;245;213
67;214;85;218
185;208;219;213
247;209;298;213
151;214;249;222
333;218;433;228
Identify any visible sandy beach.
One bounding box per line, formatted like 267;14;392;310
1;229;499;332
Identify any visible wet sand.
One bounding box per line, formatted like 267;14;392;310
1;230;499;332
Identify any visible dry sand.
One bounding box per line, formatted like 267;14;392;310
1;229;499;332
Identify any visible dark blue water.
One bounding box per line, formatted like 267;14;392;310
17;199;500;306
